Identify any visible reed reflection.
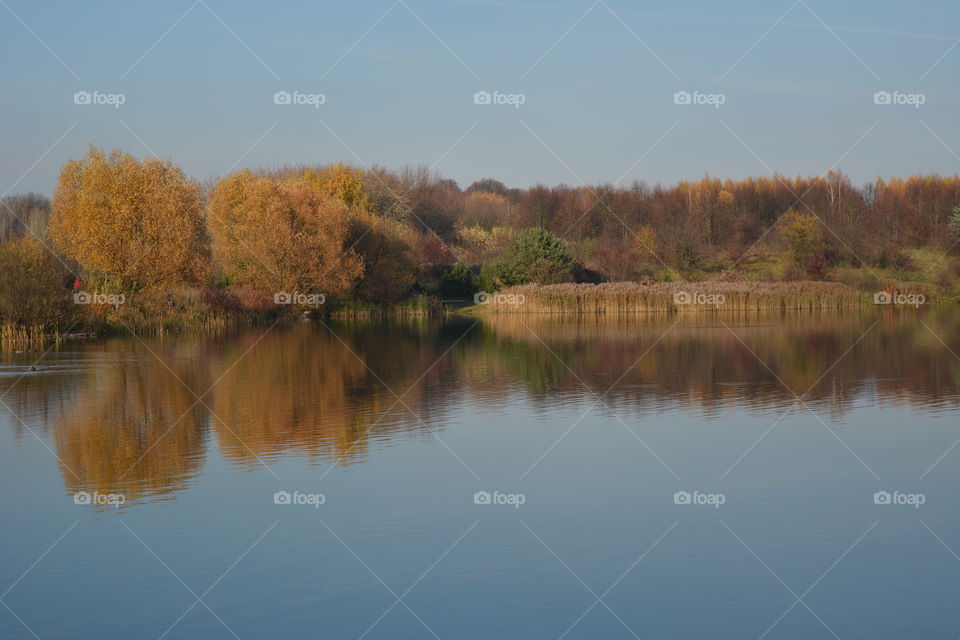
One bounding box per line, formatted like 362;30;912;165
475;308;960;414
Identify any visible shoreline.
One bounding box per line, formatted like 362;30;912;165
455;281;943;314
4;280;951;347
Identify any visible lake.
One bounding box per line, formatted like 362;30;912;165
2;308;959;639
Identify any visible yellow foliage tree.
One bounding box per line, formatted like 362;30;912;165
462;191;512;228
49;147;208;291
634;223;658;258
208;170;362;297
300;163;372;213
779;211;827;271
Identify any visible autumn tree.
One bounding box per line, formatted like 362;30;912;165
300;163;372;213
461;191;512;229
400;166;461;241
515;185;559;229
779;211;827;276
0;236;73;329
275;165;419;302
346;212;417;302
49;147;209;291
466;178;508;196
208;171;362;297
364;166;409;221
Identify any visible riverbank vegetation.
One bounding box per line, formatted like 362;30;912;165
468;281;868;314
1;146;959;340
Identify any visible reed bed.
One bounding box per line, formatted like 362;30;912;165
328;294;442;319
475;281;869;314
1;323;50;345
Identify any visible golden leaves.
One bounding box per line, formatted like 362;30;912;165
49;147;208;291
208;170;363;298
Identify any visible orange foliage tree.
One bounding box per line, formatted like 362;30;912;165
208;170;362;297
49;147;209;291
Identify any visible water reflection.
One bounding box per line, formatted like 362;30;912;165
53;343;209;502
2;308;958;505
476;309;960;413
208;321;460;466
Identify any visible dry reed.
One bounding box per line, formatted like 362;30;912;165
474;281;869;314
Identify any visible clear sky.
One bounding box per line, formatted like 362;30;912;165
1;0;958;195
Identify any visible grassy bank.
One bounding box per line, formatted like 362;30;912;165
461;281;872;314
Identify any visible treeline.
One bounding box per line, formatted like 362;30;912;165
1;146;959;336
447;173;960;286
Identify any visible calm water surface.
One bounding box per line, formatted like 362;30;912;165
2;309;960;639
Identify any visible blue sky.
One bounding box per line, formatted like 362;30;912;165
1;0;958;195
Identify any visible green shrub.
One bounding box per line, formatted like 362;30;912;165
439;260;479;299
480;227;576;289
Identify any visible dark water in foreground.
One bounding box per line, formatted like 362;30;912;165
1;308;960;639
